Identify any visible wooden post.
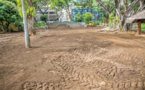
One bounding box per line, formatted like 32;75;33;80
137;21;141;35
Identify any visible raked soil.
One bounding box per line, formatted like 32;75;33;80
0;27;145;90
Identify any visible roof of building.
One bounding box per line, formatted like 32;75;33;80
127;10;145;23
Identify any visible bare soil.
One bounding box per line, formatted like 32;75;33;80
54;24;72;30
0;26;145;90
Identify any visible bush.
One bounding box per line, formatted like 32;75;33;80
94;21;100;25
37;21;46;28
0;0;21;32
83;12;93;24
40;15;48;22
15;21;24;31
74;12;83;22
141;24;145;31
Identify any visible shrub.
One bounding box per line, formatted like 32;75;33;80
40;15;48;22
0;0;21;32
37;21;45;28
94;21;100;25
74;12;83;22
141;24;145;31
83;12;93;24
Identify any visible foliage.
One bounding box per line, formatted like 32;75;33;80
6;0;17;5
95;0;145;31
73;0;93;9
15;21;24;31
83;12;93;24
0;0;21;32
50;0;73;20
108;13;115;27
50;0;64;9
34;0;50;14
94;21;100;25
74;12;83;22
16;0;36;18
40;15;48;22
109;13;121;29
141;24;145;31
33;21;45;28
101;15;105;23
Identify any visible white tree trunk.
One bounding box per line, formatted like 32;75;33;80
21;0;30;48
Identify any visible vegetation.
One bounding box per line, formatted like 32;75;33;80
141;24;145;31
74;12;83;22
95;0;145;31
50;0;73;20
0;0;145;33
132;23;145;31
83;12;93;24
0;0;21;32
33;21;46;28
94;21;100;25
40;15;48;22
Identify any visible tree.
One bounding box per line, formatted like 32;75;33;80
95;0;145;31
40;15;48;22
21;0;30;48
73;0;94;10
7;0;17;5
33;0;50;15
0;0;21;32
50;0;73;21
83;12;93;24
50;0;64;21
92;0;113;23
74;12;83;22
17;0;36;31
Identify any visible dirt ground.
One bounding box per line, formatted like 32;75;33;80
0;26;145;90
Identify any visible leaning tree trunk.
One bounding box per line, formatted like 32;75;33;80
27;18;36;36
27;18;33;31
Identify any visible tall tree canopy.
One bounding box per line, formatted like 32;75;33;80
50;0;73;20
17;0;37;31
95;0;145;31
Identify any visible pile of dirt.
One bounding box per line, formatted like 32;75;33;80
55;24;72;30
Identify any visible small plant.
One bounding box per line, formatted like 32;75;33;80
37;21;46;28
40;15;48;22
83;12;93;24
74;12;83;22
141;24;145;31
94;21;100;25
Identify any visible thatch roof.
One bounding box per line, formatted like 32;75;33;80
127;10;145;23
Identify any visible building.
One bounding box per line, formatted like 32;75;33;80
36;6;58;21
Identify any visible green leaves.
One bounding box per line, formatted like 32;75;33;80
40;15;48;22
74;12;83;22
0;0;21;32
16;0;36;18
83;12;93;24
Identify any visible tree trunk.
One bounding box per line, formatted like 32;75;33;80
1;22;5;32
6;22;10;32
66;9;72;21
22;0;30;48
27;18;34;31
96;0;142;31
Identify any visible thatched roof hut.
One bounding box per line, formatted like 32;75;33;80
127;10;145;35
127;10;145;23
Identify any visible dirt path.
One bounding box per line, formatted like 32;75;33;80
0;27;145;90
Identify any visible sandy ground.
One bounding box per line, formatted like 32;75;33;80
0;26;145;90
